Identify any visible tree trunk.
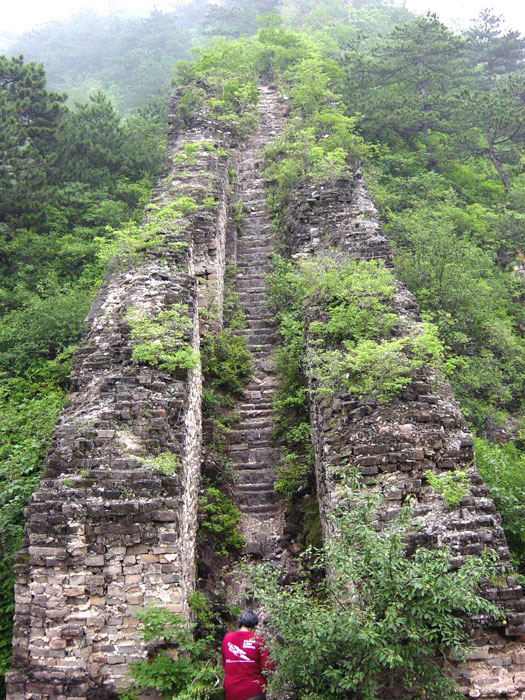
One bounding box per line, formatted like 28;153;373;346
487;139;510;190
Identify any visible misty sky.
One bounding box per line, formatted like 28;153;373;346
2;0;525;36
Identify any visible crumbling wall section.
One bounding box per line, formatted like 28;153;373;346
286;172;525;699
6;90;233;700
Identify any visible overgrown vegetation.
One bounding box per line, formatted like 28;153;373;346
2;0;525;693
242;486;504;700
144;452;181;476
198;273;250;556
476;437;525;571
120;601;223;700
267;254;445;496
425;470;470;509
126;304;199;374
198;487;245;557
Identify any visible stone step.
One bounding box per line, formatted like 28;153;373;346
237;246;273;253
236;292;268;300
240;327;274;337
238;491;277;508
246;337;274;346
243;313;273;321
241;503;278;514
230;453;279;467
235;469;275;485
240;319;275;330
236;483;275;494
237;408;274;418
239;230;273;238
236;254;273;262
234;406;274;416
229;436;274;447
236;273;272;280
235;282;267;291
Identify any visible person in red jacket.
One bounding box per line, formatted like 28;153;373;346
221;610;273;700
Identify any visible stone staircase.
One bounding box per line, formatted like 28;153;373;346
227;86;287;557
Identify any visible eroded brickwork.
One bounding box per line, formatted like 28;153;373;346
6;88;233;700
286;172;525;699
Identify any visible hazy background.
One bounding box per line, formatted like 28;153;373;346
2;0;525;37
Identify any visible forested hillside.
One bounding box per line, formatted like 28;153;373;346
1;0;524;695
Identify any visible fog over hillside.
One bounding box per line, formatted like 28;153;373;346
2;0;525;38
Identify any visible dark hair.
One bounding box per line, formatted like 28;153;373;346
239;610;259;629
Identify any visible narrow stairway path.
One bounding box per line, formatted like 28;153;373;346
228;85;287;558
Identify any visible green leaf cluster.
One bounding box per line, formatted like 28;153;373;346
144;452;181;476
126;304;199;374
241;488;503;699
476;437;525;570
121;603;223;700
198;487;245;557
424;470;470;509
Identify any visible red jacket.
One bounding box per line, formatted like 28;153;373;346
221;629;273;700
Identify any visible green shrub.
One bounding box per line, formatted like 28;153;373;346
241;488;503;700
476;437;525;569
126;303;198;373
311;321;444;402
198;487;245;556
201;331;252;398
424;469;470;509
144;452;181;476
121;604;222;700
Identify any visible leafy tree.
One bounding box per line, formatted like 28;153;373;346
57;91;126;187
0;55;65;225
357;15;466;140
242;487;502;700
465;9;525;85
203;0;282;37
454;76;525;189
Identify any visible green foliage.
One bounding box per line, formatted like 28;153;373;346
373;174;525;432
312;322;445;402
144;452;181;476
267;256;313;500
202;0;281;38
201;331;252;399
200;275;251;468
275;450;311;499
262;35;372;221
242;487;503;699
0;368;68;684
270;254;444;403
121;604;222;700
126;304;198;374
424;470;470;509
476;437;525;569
198;487;245;556
188;592;217;637
0;291;90;376
175;38;262;136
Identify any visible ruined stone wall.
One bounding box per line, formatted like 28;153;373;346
285;172;525;699
6;90;233;700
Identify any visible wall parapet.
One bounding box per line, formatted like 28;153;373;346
6;87;235;700
285;170;525;699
